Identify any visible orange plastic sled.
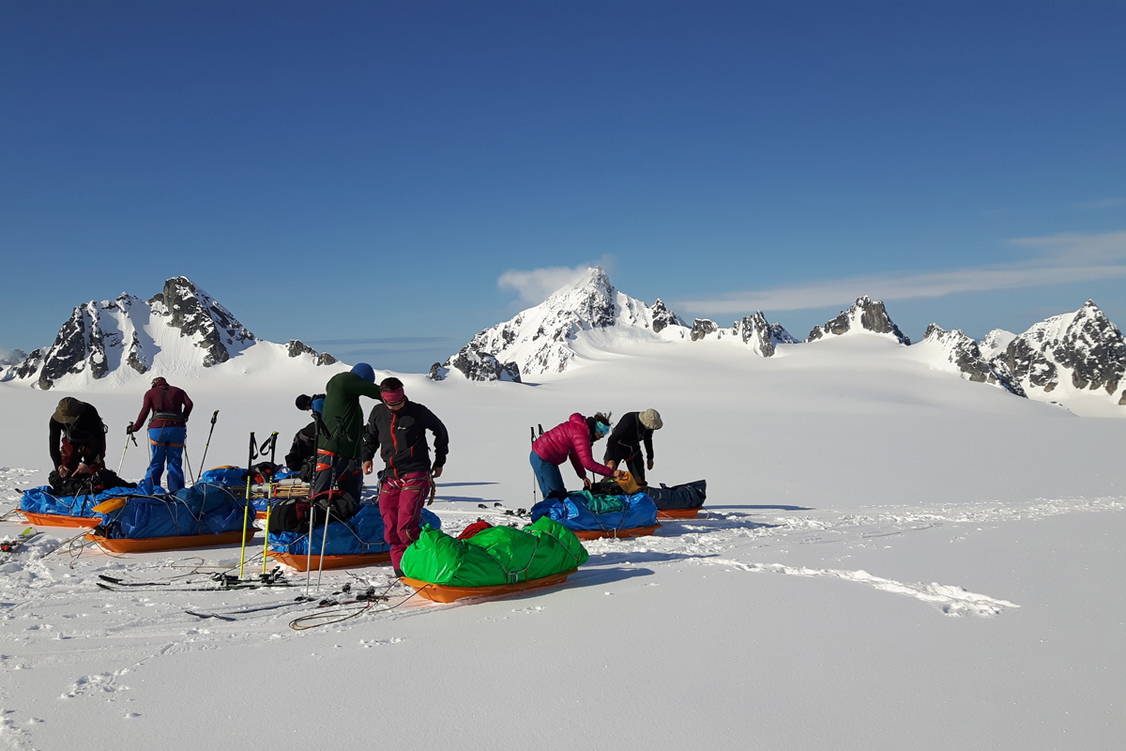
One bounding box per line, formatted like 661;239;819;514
21;511;101;528
656;508;703;520
268;551;391;571
572;525;660;540
85;529;253;554
400;569;577;604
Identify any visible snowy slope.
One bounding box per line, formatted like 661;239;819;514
908;324;1024;395
3;277;339;390
2;332;1125;751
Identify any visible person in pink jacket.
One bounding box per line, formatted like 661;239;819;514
529;412;621;499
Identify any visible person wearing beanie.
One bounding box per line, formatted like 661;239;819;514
530;411;621;500
603;409;663;485
312;363;383;508
361;377;449;575
128;376;193;492
48;397;107;479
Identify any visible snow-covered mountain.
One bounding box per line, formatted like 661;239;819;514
913;324;1025;395
430;267;794;381
807;296;911;344
989;300;1126;409
2;277;338;390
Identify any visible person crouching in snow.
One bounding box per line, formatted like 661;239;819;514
128;377;193;492
530;412;621;500
361;377;449;576
49;397;107;480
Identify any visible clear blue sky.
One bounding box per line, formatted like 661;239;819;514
3;1;1124;369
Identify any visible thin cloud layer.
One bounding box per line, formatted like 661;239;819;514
676;231;1126;315
498;256;616;304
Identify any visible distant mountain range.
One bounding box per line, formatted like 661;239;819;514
5;270;1123;417
430;267;1126;415
1;277;337;390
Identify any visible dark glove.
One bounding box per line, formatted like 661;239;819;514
126;424;136;434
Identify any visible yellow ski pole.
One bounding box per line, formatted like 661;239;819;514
237;432;256;580
261;431;279;574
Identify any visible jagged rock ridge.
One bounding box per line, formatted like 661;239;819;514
989;300;1126;406
808;296;911;344
4;276;337;389
920;324;1025;396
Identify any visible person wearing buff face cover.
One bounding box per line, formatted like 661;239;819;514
529;412;623;500
361;377;449;575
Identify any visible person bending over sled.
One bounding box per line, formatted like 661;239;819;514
530;412;622;500
603;409;662;486
49;397;107;481
127;376;193;492
361;377;448;576
313;363;382;518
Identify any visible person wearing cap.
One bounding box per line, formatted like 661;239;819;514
603;409;663;486
128;376;194;492
361;377;449;575
530;412;621;500
49;397;107;478
285;392;326;482
313;363;383;509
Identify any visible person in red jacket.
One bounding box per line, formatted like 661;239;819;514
529;412;621;499
128;376;193;492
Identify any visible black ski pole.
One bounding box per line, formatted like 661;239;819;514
237;432;257;579
261;431;279;575
530;426;538;503
197;410;219;482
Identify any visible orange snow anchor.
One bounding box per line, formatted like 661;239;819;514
656;508;701;520
399;569;577;604
21;511;101;528
268;551;391;571
571;524;660;540
85;529;253;554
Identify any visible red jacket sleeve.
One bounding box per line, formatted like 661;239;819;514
179;389;194;420
569;427;615;478
130;390;154;432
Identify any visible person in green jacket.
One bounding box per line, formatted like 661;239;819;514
311;363;382;516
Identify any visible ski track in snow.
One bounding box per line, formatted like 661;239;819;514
2;474;1124;746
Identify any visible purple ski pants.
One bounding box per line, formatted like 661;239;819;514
378;471;432;570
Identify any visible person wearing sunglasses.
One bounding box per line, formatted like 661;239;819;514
361;377;449;575
529;411;621;500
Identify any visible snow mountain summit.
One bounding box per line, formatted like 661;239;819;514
2;277;337;390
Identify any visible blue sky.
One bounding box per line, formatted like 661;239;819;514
2;1;1124;369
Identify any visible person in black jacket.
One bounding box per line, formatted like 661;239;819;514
361;377;449;575
285;421;317;482
603;409;663;485
49;397;107;478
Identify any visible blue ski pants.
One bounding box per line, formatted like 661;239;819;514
145;426;186;493
529;450;566;499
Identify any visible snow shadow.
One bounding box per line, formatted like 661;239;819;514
590;551;712;567
564;566;655;589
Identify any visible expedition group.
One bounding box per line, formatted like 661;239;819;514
37;363;683;584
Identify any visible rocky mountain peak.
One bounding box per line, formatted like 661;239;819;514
990;300;1125;407
3;277;337;390
807;296;911;345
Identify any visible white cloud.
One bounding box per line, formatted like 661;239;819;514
675;231;1126;315
497;255;616;304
